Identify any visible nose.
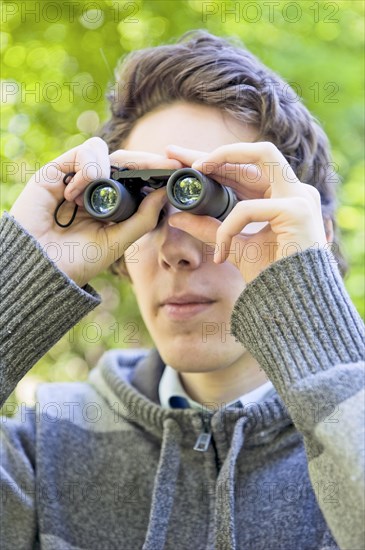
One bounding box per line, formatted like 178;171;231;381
157;218;203;271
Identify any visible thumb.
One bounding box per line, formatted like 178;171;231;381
106;188;167;246
168;212;221;246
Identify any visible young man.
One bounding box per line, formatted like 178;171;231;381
1;31;364;550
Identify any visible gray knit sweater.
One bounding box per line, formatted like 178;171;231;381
0;213;364;550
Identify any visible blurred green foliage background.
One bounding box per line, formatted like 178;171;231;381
1;0;364;411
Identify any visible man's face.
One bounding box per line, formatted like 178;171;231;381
123;102;258;373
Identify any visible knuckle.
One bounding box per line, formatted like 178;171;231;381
303;184;321;201
85;136;108;150
79;145;96;159
109;148;125;157
261;141;277;155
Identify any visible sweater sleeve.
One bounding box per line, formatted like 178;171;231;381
0;212;101;406
0;213;101;548
230;248;365;550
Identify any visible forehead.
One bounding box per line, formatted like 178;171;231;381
123;102;257;154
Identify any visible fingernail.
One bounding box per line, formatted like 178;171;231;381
168;214;183;228
213;246;223;264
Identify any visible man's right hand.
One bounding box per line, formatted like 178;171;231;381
9;137;183;287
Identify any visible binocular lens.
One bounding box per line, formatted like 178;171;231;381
91;185;118;214
172;176;203;206
80;168;237;225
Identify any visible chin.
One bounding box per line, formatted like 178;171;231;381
157;339;244;373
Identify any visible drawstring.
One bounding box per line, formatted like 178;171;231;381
214;416;248;550
143;418;183;550
143;414;250;550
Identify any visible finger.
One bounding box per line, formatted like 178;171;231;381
28;163;66;203
166;145;260;197
192;142;299;196
168;212;221;246
110;150;183;171
53;136;108;174
64;143;111;201
74;195;85;207
195;162;266;199
29;138;110;203
214;198;309;263
71;151;184;204
165;145;208;167
166;145;267;199
106;188;168;247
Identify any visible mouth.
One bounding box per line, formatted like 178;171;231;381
159;294;216;320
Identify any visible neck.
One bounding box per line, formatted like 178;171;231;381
179;352;268;407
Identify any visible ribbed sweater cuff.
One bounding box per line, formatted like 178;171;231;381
0;213;101;404
231;248;365;391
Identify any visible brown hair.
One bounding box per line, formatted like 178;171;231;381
99;30;347;276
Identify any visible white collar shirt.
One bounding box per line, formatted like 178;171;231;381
159;364;274;411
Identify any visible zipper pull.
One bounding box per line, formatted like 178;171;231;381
193;414;212;452
194;432;211;452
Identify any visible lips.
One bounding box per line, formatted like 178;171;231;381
159;294;215;320
160;294;214;306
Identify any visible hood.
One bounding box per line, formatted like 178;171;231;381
88;348;292;550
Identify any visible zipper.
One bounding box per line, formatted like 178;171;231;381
193;413;212;452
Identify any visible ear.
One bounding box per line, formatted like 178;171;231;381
324;218;334;243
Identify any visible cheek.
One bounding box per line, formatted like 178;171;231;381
218;263;246;296
125;247;158;317
124;234;147;267
125;234;157;279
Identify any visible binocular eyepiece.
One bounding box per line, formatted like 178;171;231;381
83;167;237;223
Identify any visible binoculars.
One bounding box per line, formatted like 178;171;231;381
83;167;237;223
